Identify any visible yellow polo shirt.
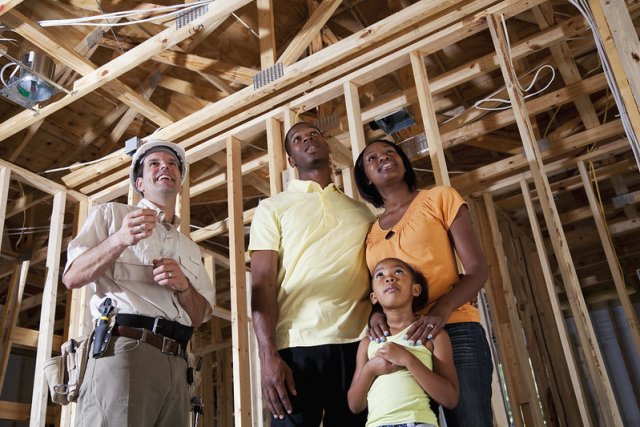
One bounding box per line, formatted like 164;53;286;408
248;180;375;350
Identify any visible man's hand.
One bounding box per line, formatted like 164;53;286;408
152;258;189;293
260;352;296;419
368;311;390;342
115;208;157;247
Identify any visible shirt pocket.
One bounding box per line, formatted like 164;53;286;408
113;252;155;283
179;254;200;285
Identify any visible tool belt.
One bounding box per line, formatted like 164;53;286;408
44;333;93;405
112;314;193;356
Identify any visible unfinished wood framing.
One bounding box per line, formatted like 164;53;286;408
1;1;640;425
519;178;592;425
487;11;623;424
226;136;252;424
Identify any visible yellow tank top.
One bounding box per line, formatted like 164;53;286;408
366;325;439;427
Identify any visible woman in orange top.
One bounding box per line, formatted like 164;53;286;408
354;139;493;427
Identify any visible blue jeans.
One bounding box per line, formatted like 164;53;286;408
442;322;493;427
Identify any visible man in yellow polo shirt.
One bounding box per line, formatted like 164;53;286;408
249;122;374;426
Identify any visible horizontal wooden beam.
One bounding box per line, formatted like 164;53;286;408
442;73;608;149
191;208;255;243
277;0;343;66
452;119;624;194
98;38;257;85
0;0;252;141
191;154;269;197
0;401;59;423
0;10;174;127
62;0;486;190
11;326;62;350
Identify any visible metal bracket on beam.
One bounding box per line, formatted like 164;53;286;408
253;63;284;90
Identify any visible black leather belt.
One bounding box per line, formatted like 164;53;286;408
112;326;185;357
115;314;193;347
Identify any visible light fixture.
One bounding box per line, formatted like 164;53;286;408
1;50;57;109
398;133;429;160
369;108;416;135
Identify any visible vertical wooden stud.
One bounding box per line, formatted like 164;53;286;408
178;167;191;235
519;179;592;426
0;167;10;254
266;117;285;195
0;260;29;388
488;13;622;425
590;0;640;121
410;50;450;186
343;81;366;163
483;192;545;427
203;251;217;306
60;198;91;427
30;191;66;427
257;0;276;69
226;136;252;424
127;185;141;206
472;195;525;427
341;167;358;199
467;200;510;427
577;161;640;354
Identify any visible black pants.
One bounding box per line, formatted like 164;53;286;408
273;342;367;427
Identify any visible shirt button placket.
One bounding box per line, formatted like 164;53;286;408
322;191;336;227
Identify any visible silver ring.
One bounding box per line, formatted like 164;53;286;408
427;324;434;329
138;224;143;232
168;272;173;278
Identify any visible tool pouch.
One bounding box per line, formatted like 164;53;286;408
43;333;92;405
187;352;202;393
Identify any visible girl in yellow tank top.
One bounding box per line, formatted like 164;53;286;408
347;258;459;427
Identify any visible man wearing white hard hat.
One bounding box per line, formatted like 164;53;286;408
63;139;214;426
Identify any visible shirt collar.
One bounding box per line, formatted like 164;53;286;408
137;198;182;226
287;179;338;194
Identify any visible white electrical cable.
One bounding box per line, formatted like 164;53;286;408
568;0;640;171
41;149;123;174
0;61;20;86
474;14;557;111
39;1;215;28
474;65;556;111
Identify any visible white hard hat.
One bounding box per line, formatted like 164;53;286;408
129;139;187;195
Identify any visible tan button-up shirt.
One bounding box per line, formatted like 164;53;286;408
65;199;214;326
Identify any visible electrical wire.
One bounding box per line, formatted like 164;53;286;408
39;1;216;28
474;15;556;111
14;181;26;248
40;149;123;174
568;0;640;171
0;61;20;86
6;224;71;236
231;12;259;38
474;65;556;111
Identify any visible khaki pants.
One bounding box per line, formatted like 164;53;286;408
75;335;190;427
